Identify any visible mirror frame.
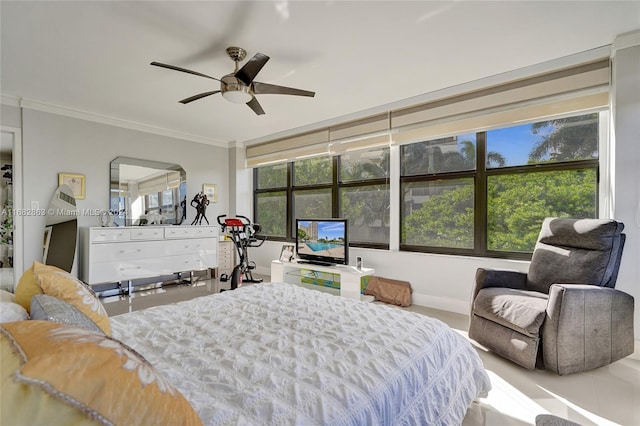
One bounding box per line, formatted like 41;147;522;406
110;156;187;227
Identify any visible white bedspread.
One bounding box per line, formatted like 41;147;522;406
111;283;491;425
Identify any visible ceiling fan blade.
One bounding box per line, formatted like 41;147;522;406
179;91;221;104
235;53;270;85
151;62;222;82
253;82;315;97
246;97;265;115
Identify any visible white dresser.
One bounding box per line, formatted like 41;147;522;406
80;226;218;285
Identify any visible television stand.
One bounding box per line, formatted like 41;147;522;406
271;260;375;301
296;260;335;267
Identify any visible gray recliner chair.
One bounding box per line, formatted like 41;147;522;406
469;217;634;375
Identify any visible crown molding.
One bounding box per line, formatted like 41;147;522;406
1;95;21;107
3;95;231;148
612;29;640;53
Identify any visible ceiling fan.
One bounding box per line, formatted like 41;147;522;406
151;47;315;116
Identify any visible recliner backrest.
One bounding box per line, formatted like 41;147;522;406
526;217;625;294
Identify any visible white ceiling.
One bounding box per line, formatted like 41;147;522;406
2;1;639;147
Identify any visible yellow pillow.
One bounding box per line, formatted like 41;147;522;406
14;267;43;314
32;261;111;336
1;321;203;426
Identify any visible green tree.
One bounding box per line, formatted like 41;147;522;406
529;113;598;162
402;181;474;248
339;149;390;243
487;169;596;251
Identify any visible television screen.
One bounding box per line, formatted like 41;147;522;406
295;219;348;266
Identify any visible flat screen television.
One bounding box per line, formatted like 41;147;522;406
295;219;348;266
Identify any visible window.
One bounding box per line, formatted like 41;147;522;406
339;148;390;245
400;112;599;256
485;114;599;253
253;147;390;247
255;164;289;238
401;135;477;253
254;111;601;257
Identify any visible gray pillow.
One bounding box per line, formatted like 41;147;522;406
30;294;104;334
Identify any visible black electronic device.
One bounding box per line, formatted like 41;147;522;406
295;219;348;266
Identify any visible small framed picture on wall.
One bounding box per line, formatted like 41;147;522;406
58;173;85;199
202;184;217;202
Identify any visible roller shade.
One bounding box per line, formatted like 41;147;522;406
247;57;610;165
392;92;609;144
328;113;391;154
247;143;330;167
246;129;329;166
138;171;181;196
391;59;610;144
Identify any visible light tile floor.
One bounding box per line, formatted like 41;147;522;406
102;277;640;426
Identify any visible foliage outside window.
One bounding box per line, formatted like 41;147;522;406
339;148;390;245
256;191;287;237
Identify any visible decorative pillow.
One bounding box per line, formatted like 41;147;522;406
30;294;103;334
32;262;111;336
0;289;15;303
14;267;43;314
1;321;203;426
0;302;29;323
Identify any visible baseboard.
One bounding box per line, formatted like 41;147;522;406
411;293;470;316
630;340;640;361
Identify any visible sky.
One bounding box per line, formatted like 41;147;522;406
482;122;553;166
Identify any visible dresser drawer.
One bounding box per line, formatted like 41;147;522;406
164;226;217;239
218;253;234;269
91;241;163;262
162;238;216;257
164;253;217;272
90;228;131;243
218;241;233;254
130;227;164;240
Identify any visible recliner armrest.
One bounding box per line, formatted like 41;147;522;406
472;268;527;303
543;284;634;375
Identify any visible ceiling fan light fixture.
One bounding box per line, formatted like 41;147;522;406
222;90;253;104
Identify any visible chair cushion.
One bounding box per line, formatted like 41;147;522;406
527;218;624;293
473;287;548;338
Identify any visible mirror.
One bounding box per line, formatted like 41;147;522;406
44;184;77;272
110;157;187;227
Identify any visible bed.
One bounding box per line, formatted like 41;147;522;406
110;282;491;425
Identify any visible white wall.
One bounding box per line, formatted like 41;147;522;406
611;35;640;340
20;108;228;275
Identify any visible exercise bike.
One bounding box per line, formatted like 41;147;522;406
217;215;266;290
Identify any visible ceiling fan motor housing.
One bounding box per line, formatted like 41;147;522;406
221;73;253;104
